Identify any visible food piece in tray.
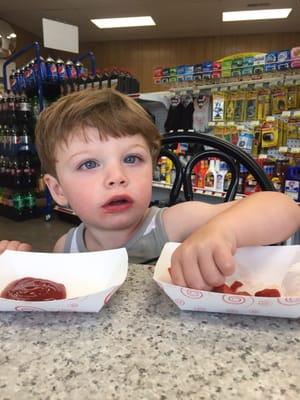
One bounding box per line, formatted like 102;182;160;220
1;277;66;301
212;281;251;296
167;268;282;297
212;280;281;297
254;288;281;297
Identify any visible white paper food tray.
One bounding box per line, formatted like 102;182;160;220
0;248;128;312
154;243;300;318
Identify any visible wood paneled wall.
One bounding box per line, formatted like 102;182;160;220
81;32;300;93
10;27;300;93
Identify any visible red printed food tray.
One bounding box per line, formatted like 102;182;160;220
0;249;128;312
154;243;300;318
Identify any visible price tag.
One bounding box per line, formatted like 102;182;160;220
291;147;300;153
278;146;288;153
254;82;264;89
250;120;260;126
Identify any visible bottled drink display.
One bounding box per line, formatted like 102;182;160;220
0;91;38;220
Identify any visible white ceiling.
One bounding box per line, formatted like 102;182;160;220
0;0;299;43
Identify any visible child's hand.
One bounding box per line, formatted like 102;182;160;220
0;240;32;254
169;224;236;290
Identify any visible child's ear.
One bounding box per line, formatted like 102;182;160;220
44;174;68;206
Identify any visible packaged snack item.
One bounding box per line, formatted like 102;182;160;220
193;63;203;81
253;53;266;75
277;50;290;70
221;60;232;78
241;56;254;76
290;47;300;69
184;65;194;81
176;65;186;82
231;58;243;77
271;88;287;114
212;62;221;79
233;91;245;122
257;89;271;120
245;91;258;121
202;61;213;80
212;92;225;121
265;51;278;72
225;92;235;121
261;118;280;148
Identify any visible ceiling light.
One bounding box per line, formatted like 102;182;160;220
91;16;156;29
222;8;292;22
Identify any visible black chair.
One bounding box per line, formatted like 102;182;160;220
158;132;275;206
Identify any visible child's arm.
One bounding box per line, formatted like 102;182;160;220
53;234;67;252
0;240;32;254
163;192;300;290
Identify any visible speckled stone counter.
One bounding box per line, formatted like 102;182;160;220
0;264;299;400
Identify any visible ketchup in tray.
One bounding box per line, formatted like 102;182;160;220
1;277;66;301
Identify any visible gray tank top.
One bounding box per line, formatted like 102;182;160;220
63;206;169;263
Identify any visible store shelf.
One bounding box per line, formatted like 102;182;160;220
152;181;244;200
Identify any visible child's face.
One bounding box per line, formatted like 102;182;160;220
45;128;154;231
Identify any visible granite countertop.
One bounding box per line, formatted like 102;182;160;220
0;264;299;400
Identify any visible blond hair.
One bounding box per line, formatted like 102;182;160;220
35;88;161;177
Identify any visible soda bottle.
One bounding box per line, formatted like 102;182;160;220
34;56;47;82
24;191;36;216
101;69;109;89
12;193;25;217
75;60;84;78
9;71;18;94
66;60;77;80
93;71;102;89
24;61;36;90
18;68;26;93
108;68;119;89
56;58;67;96
46;56;58;81
65;60;77;93
85;73;94;90
56;58;67;81
31;96;40;124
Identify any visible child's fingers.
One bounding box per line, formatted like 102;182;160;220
171;249;211;290
197;252;225;288
169;258;187;288
0;240;32;253
213;247;235;277
16;243;32;252
0;240;9;254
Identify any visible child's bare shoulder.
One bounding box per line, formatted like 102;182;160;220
53;234;68;252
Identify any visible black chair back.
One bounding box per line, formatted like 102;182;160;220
158;132;275;205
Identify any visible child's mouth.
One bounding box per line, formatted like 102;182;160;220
102;196;133;213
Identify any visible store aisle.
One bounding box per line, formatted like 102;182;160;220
0;215;76;252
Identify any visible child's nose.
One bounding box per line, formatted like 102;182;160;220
108;177;127;187
105;167;128;187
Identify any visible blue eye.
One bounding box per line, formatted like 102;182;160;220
124;155;141;164
79;160;98;170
